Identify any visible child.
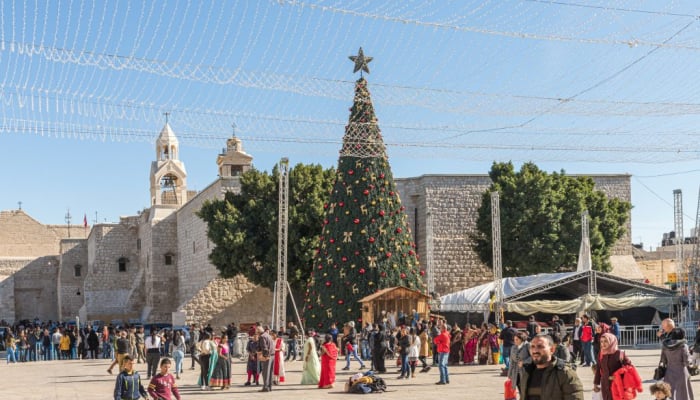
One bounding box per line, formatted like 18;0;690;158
244;333;260;386
148;358;181;400
113;355;147;400
649;382;672;400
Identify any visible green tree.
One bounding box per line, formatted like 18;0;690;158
197;163;335;292
473;162;631;276
302;76;426;330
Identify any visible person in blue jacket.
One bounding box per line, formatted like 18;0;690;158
114;355;147;400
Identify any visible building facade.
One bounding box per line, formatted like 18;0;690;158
0;124;635;325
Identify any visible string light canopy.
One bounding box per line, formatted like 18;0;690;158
1;1;700;164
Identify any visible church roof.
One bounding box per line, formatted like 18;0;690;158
157;123;179;145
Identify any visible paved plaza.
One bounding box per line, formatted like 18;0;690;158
2;348;700;399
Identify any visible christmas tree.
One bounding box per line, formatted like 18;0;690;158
303;48;426;330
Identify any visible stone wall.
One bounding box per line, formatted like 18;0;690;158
0;258;32;322
180;275;272;328
83;221;142;322
175;179;239;306
395;174;632;296
145;210;179;323
58;239;88;321
12;256;60;321
0;211;61;257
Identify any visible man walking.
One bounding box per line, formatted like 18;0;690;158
341;321;365;370
144;329;162;379
519;334;583;399
499;320;517;376
572;317;583;365
257;326;274;392
107;330;130;375
285;322;299;362
433;322;451;385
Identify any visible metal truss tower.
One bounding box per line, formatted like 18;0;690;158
274;157;290;331
673;189;687;322
491;192;503;324
689;187;700;318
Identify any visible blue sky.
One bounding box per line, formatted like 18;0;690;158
2;1;700;249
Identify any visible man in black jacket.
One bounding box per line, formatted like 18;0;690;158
519;334;583;400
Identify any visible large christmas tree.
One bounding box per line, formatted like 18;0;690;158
303;48;426;330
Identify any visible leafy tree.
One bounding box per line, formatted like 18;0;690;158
302;77;425;330
197;163;335;292
473;162;631;276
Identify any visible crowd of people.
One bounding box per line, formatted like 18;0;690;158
3;314;700;399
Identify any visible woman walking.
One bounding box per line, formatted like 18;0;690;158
318;334;338;389
170;330;186;380
372;324;388;373
593;333;630;400
210;334;231;389
301;333;321;385
197;332;218;391
507;332;531;394
660;328;694;400
273;330;286;384
407;327;420;378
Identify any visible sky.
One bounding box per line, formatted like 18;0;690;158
2;1;700;250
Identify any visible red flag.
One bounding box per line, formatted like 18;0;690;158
83;214;88;228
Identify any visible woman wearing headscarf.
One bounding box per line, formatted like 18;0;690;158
372;324;388;373
593;332;629;400
507;331;531;393
660;328;694;400
300;331;321;385
593;322;610;361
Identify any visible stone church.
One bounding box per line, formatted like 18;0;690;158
0;123;637;326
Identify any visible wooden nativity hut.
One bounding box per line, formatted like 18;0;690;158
359;286;430;326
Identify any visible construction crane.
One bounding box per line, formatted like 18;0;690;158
273;157;290;331
673;189;688;323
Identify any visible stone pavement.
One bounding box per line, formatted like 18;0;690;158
2;349;700;399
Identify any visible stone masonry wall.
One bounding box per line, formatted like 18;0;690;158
395;174;632;297
83;222;142;322
58;239;88;321
0;210;61;257
181;275;272;328
12;256;60;321
176;178;241;306
0;258;32;322
146;211;179;323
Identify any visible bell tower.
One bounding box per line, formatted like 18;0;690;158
150;118;188;206
216;124;253;178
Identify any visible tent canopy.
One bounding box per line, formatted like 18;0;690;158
439;270;677;314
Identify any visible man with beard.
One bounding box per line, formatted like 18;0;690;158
519;334;583;400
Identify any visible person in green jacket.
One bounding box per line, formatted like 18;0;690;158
519;334;584;400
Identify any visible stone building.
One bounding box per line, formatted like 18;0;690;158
0;123;636;326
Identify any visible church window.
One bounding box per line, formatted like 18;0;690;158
137;238;141;250
193;241;196;254
164;254;173;265
118;257;129;272
74;265;82;277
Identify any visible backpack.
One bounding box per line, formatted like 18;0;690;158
368;376;387;392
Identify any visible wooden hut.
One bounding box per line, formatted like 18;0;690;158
358;286;430;325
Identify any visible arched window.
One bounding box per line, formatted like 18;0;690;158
118;257;129;272
74;265;82;277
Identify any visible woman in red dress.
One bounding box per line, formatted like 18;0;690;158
318;334;338;389
273;331;286;384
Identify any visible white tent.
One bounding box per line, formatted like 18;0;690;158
439;270;677;315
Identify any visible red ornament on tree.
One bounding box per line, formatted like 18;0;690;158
368;237;375;243
379;173;385;179
338;299;344;305
420;270;425;276
363;189;370;195
386;252;392;258
359;268;366;274
348;170;354;175
338;201;345;207
329;238;335;244
378;210;385;217
396;228;402;233
400;273;406;279
380;271;386;277
325;281;332;287
353;218;360;224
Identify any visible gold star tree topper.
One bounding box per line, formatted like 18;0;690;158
349;47;373;74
